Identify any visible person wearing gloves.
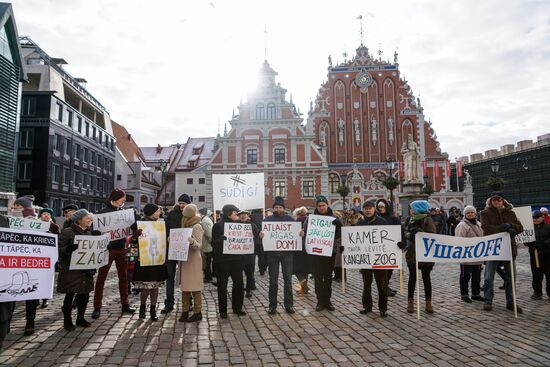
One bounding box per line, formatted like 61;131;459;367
480;191;524;312
130;204;168;321
525;210;550;300
455;206;484;303
401;200;436;314
177;204;205;322
57;209;100;331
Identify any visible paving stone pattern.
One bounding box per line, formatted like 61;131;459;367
1;247;549;366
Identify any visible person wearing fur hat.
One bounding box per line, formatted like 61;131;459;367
455;206;484;303
198;207;214;284
176;204;205;322
92;188;137;319
525;210;550;300
212;204;247;318
400;200;437;314
480;191;523;312
161;193;192;314
57;209;101;331
304;195;342;312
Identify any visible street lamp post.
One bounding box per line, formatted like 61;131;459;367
386;156;396;214
490;160;499;178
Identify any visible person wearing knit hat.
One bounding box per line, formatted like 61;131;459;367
92;189;138;319
315;195;329;206
143;203;160;217
455;206;484;304
11;195;36;219
540;207;550;224
402;199;437;314
178;194;192;205
62;204;79;229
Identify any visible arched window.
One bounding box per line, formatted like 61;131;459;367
256;103;265;120
266;103;276;120
329;173;340;193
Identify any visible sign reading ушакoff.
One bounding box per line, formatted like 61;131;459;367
212;173;265;210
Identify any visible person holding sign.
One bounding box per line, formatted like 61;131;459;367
177;204;205;322
0;214;14;350
38;207;60;310
525;210;550;300
212;204;247;318
57;209;99;331
261;197;297;314
131;204;168;321
480;191;523;313
375;199;403;297
402;200;436;314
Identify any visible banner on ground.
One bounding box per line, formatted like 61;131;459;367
69;234;110;270
93;209;136;241
212;173;265;210
512;206;535;244
261;221;302;251
415;232;512;263
137;221;167;266
305;215;336;257
8;217;50;232
223;222;254;254
341;225;402;269
0;228;58;301
168;228;193;261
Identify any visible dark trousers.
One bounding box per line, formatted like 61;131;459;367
25;299;39;321
244;262;256;291
312;254;335;306
361;270;389;312
460;264;482;296
0;302;15;342
530;250;550;296
93;248;129;309
63;293;89;308
217;260;244;313
257;245;267;274
164;260;177;309
407;263;433;300
204;252;213;281
267;253;294;309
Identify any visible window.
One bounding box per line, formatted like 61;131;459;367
199;178;205;184
63;167;70;185
92;126;96;140
54;134;63;152
83;147;89;163
17;161;32;181
52;164;60;183
329;173;340;193
255;103;265;120
64;138;71;156
67;110;73;127
74;171;81;186
198;196;205;202
56;103;63;122
274;148;285;164
77;117;82;133
98;155;103;169
74;144;80;160
85;122;90;137
82;173;88;187
266;103;276;120
91;151;96;166
187;178;193;184
246;148;258;164
302;179;315;198
21;96;36;116
116;174;122;181
99;131;103;145
19;129;34;148
274;179;287;198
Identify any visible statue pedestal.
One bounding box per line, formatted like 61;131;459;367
398;183;428;218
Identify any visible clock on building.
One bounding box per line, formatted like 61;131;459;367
355;70;373;90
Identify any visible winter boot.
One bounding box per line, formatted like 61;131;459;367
185;312;202;322
75;298;91;327
62;306;75;331
178;311;189;322
407;298;414;314
150;305;158;321
425;299;434;314
139;304;146;319
23;319;35;336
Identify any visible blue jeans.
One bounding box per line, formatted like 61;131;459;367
164;260;177;309
484;260;514;305
267;252;294;309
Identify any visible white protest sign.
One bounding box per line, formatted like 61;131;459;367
342;225;402;269
93;209;135;241
513;206;535;244
305;215;336;257
137;221;167;266
415;232;512;263
261;221;302;251
69;234;110;270
223;222;254;254
168;228;193;261
8;217;50;232
0;228;58;302
212;173;265;210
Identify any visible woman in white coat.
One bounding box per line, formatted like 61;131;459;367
177;204;205;322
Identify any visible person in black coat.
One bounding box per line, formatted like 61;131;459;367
526;210;550;300
212;204;246;318
0;215;14;350
58;209;99;331
238;210;259;298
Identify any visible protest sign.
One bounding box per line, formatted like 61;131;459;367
223;222;254;254
513;206;535;244
415;232;512;263
341;225;402;269
168;228;193;261
69;234;110;270
305;215;336;257
0;228;58;302
93;209;136;241
261;221;302;251
137;221;167;266
8;217;50;232
212;173;265;210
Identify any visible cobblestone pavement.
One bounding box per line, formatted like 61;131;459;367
1;247;549;366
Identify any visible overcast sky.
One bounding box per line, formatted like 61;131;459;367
8;0;550;160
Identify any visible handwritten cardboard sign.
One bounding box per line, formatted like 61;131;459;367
8;217;50;232
261;221;302;251
168;228;193;261
342;225;402;269
512;206;535;244
305;215;336;257
93;209;136;241
223;222;254;254
69;234;110;270
212;173;265;210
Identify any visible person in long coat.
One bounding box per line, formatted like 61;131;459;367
177;204;204;322
58;209;97;331
292;207;311;295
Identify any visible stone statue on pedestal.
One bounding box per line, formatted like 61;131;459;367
401;134;421;184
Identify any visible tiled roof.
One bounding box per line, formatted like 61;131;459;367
111;120;143;162
175;137;216;171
